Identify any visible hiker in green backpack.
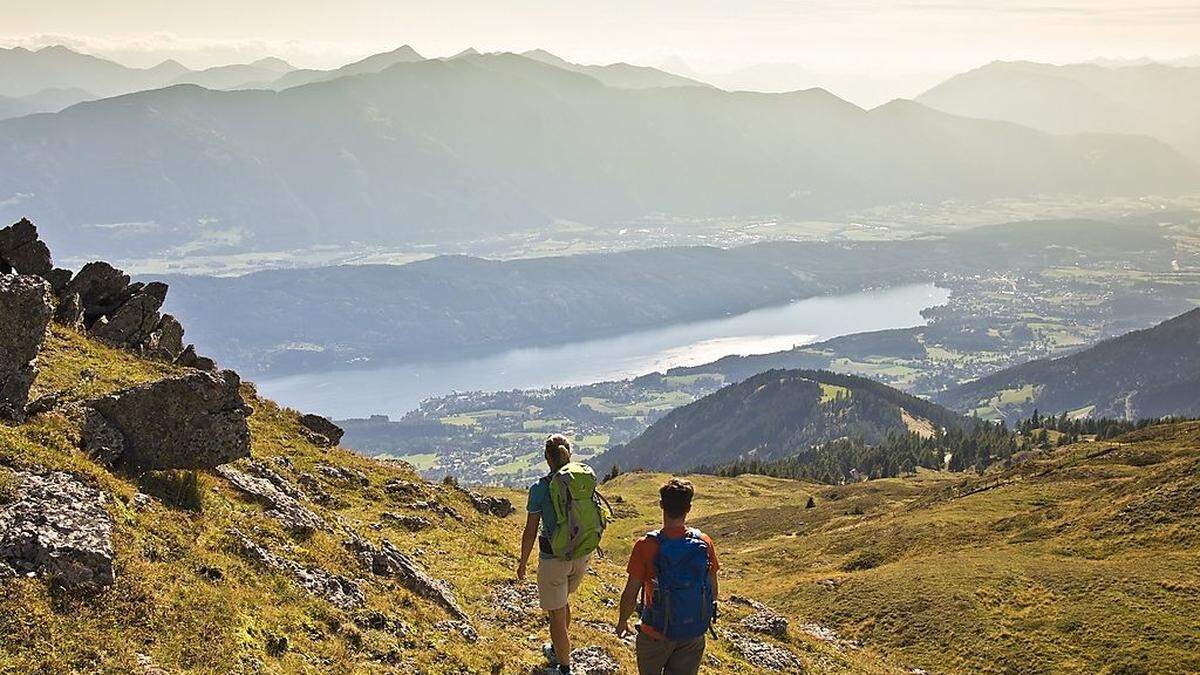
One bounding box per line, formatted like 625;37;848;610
518;434;608;675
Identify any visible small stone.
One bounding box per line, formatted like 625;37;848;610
175;344;217;371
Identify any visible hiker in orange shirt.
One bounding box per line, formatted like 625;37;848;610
616;478;719;675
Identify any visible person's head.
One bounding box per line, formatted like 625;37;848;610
659;478;695;522
544;434;572;471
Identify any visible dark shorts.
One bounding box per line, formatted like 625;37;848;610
635;631;705;675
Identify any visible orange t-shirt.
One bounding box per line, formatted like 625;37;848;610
626;526;719;640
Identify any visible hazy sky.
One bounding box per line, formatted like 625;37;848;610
3;1;1198;103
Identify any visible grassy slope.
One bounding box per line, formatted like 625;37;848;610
606;423;1200;673
1;328;893;673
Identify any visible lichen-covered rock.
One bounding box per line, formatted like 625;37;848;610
344;535;469;621
315;463;369;487
54;291;84;330
90;281;168;350
87;370;251;469
145;314;185;360
0;219;52;277
74;404;126;465
61;261;132;324
742;609;790;637
0;273;53;422
299;414;344;447
0;471;114;590
725;631;804;672
230;529;364;609
379;512;432;532
216;464;325;535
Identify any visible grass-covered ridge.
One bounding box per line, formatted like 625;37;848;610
2;327;896;673
612;421;1200;673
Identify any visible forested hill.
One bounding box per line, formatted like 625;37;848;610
936;307;1200;421
593;369;968;474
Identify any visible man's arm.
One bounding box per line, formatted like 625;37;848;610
616;574;642;637
517;512;540;580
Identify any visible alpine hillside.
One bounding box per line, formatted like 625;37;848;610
936;307;1200;421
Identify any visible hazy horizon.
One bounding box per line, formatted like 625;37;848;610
3;0;1199;106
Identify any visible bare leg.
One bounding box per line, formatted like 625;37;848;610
549;605;572;669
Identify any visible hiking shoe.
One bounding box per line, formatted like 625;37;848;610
542;643;559;666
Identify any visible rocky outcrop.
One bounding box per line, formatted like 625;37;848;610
315;463;368;487
175;344;216;371
0;274;53;422
299;414;343;447
461;488;514;518
217;463;325;535
230;529;364;609
344;535;469;622
86;370;251;470
379;512;432;532
0;219;52;277
0;471;114;590
4;219;221;369
725;631;804;672
54;291;84;330
90;282;168;350
742;609;789;637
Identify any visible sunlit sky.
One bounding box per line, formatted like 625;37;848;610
3;1;1198;104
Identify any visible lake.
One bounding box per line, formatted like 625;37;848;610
256;283;950;419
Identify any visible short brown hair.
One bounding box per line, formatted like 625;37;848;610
545;434;572;470
659;478;694;518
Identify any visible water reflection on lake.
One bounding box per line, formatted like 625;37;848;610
257;283;950;419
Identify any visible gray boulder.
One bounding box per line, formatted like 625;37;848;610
145;314;185;361
54;292;84;330
0;471;114;590
0;219;52;277
0;274;53;422
90;282;168;350
299;414;344;447
61;261;132;324
87;370;252;470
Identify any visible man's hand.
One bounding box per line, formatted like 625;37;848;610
616;619;634;638
516;560;527;581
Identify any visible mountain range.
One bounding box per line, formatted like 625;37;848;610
917;60;1200;160
937;307;1200;421
595;369;967;473
2;50;1194;260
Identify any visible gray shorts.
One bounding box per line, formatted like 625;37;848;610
636;630;705;675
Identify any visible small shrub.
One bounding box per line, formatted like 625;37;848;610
139;470;204;511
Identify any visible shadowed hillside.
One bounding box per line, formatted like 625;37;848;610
595;369;968;474
937;307;1200;421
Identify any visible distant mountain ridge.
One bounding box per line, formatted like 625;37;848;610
2;52;1193;260
594;369;968;473
918;60;1200;159
936;307;1200;421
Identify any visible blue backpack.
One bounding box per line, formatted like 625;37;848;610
639;528;714;641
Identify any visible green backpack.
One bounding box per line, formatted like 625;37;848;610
548;462;609;560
